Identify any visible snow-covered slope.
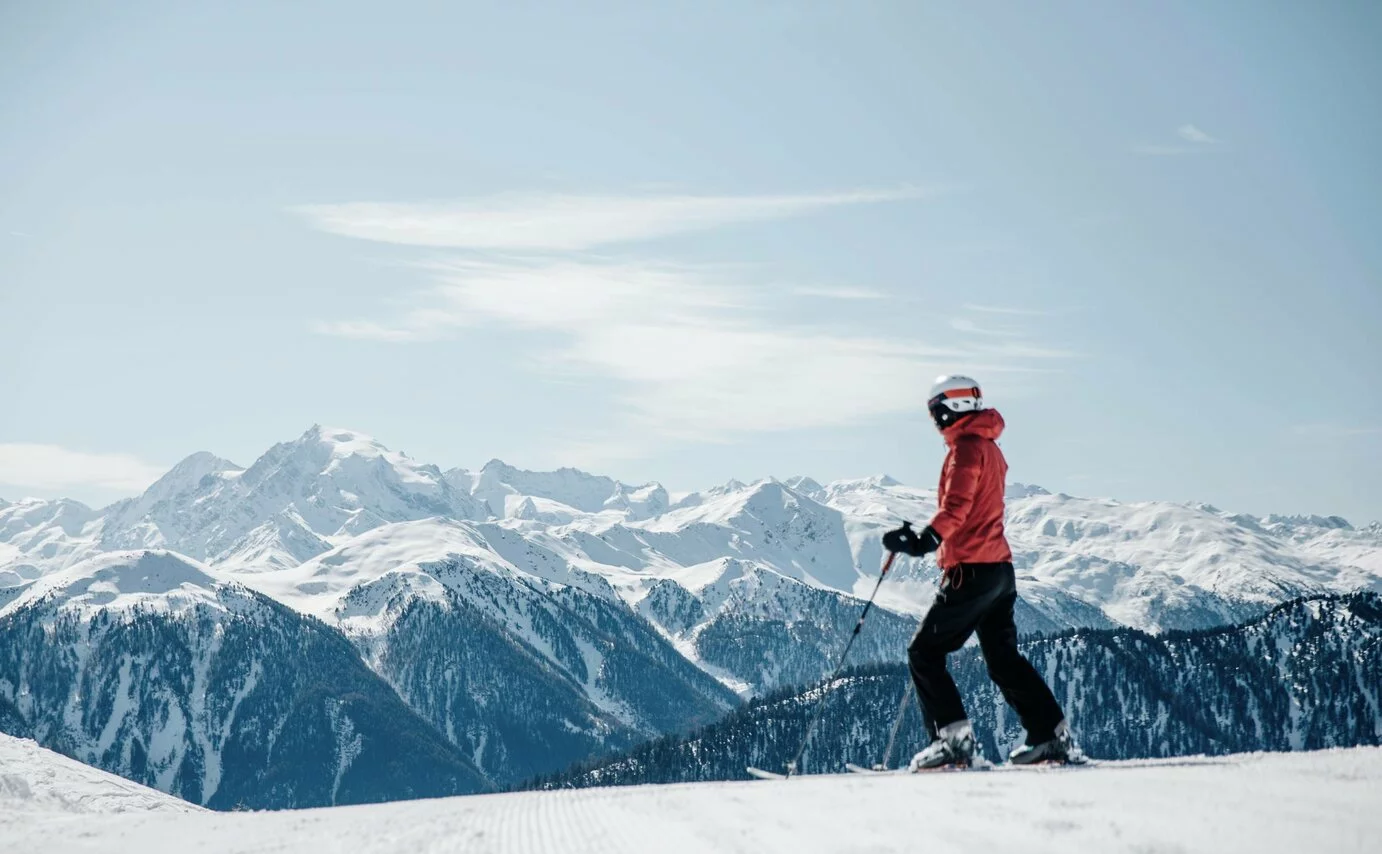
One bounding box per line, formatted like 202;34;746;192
451;459;669;520
635;480;858;591
3;748;1379;854
0;731;199;816
1259;515;1382;576
88;426;489;572
0;497;101;584
0;548;237;619
240;518;737;785
822;476;1382;631
0;550;489;809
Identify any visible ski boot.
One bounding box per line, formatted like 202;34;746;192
1009;719;1085;766
909;719;975;771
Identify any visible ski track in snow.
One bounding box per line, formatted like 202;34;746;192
3;746;1380;854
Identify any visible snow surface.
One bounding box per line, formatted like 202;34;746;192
2;739;1377;853
0;549;236;619
0;732;199;817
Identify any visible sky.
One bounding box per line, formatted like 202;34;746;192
1;1;1379;522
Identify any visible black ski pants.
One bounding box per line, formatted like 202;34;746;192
907;561;1064;744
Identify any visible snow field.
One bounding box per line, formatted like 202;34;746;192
3;746;1379;854
0;733;199;817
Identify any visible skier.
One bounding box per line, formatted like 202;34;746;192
882;375;1080;769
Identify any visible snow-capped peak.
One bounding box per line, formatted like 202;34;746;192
0;549;237;619
79;427;489;570
1261;513;1354;532
101;451;242;525
307;424;386;452
782;476;825;498
0;497;96;539
453;458;668;520
1006;482;1052;499
4;424;1380;640
158;450;243;485
261;425;446;486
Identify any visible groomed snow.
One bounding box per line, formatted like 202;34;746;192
3;746;1378;853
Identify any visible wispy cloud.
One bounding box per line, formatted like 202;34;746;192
314;257;973;438
962;304;1064;317
7;231;31;239
293;188;927;251
792;285;889;301
1132;124;1227;157
0;444;163;493
301;189;1071;454
311;255;1070;441
1177;124;1221;145
949;318;1020;337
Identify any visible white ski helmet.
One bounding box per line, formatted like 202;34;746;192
927;375;984;429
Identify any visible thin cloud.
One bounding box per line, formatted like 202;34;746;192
302;187;1070;454
309;319;439;342
309;306;470;342
1133;124;1227;157
1177;124;1221;145
950;318;1020;337
311;256;1068;442
793;286;889;301
292;188;928;252
968;341;1081;360
962;304;1064;317
0;444;164;493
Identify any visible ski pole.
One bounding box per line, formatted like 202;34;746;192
876;592;934;770
877;683;915;771
785;549;898;777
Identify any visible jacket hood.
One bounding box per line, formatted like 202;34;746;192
941;408;1005;444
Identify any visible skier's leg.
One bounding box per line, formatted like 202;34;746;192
974;569;1064;743
907;577;989;739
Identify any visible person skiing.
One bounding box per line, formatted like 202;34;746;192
882;375;1081;769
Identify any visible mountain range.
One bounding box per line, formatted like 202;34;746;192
541;592;1382;787
2;425;1379;806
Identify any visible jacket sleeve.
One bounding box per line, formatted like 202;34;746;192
929;437;983;540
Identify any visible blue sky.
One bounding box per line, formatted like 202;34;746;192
2;1;1379;522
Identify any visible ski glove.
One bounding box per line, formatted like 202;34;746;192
882;522;942;557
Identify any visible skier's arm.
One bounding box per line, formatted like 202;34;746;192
929;437;982;539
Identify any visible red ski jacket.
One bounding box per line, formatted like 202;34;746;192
929;408;1013;569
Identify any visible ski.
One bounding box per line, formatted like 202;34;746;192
845;763;905;775
755;757;1079;780
846;759;997;774
745;767;788;780
1010;756;1092;770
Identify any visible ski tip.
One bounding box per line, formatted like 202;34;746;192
746;766;788;781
